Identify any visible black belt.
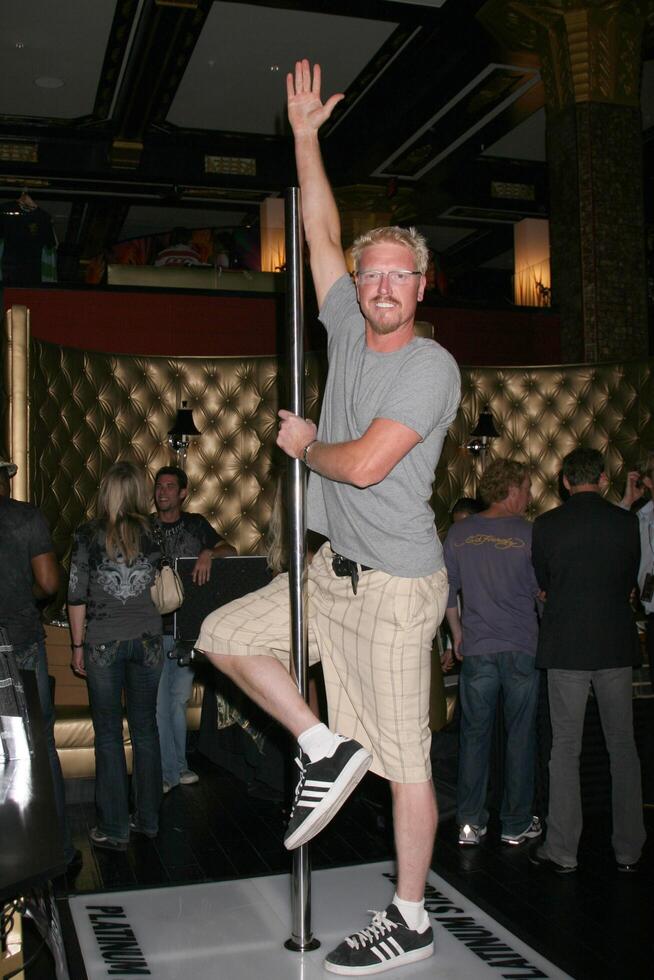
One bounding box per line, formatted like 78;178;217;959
331;553;372;595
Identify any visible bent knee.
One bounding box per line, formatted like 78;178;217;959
197;649;273;680
198;649;238;676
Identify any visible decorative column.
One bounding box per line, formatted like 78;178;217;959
3;305;30;501
479;0;654;362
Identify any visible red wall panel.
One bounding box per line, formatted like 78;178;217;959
4;286;560;364
418;302;561;365
4;287;281;356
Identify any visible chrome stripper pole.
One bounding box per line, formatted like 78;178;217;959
284;186;320;953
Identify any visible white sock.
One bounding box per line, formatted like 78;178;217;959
297;723;339;763
393;893;429;933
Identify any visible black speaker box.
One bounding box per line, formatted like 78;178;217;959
174;556;272;642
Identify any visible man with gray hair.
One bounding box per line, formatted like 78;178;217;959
196;59;460;974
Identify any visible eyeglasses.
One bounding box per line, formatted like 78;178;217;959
355;270;421;286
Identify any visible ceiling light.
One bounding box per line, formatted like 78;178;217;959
35;77;64;89
15;41;24;49
205;155;256;177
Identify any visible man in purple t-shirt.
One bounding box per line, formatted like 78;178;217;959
443;459;542;848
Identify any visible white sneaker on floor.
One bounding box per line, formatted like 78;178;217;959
163;781;173;794
458;823;487;846
179;769;199;785
501;816;542;846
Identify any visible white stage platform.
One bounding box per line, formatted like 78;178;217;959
69;860;570;978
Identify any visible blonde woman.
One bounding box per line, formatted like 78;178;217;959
68;461;163;850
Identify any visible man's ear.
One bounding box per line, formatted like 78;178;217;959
179;487;188;503
562;475;571;492
417;275;426;303
598;471;609;489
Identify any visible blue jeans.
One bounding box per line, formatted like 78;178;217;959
156;635;194;786
15;639;74;863
457;651;539;836
540;668;646;866
85;633;163;840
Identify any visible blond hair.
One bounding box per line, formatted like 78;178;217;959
350;226;429;275
265;472;288;574
97;461;151;563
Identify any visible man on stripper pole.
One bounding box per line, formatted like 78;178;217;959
196;60;460;975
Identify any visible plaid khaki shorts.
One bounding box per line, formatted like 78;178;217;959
197;543;448;783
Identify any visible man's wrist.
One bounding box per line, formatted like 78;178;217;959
302;440;318;468
294;129;321;143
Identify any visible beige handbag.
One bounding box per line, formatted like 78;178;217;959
150;561;184;615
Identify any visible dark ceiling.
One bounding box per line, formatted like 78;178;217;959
1;0;652;294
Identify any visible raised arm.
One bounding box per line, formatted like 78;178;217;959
287;59;347;307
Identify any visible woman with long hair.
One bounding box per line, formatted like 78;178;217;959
68;461;163;850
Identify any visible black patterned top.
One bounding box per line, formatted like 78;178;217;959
68;521;161;643
150;512;220;634
150;512;219;564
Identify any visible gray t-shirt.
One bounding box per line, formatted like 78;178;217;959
307;275;460;577
443;513;540;657
68;521;161;644
0;498;54;648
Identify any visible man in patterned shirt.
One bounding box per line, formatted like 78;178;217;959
152;466;234;791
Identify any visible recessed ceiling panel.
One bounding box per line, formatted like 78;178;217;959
168;2;397;134
482;108;546;162
417;225;477;252
0;0;117;119
373;64;540;179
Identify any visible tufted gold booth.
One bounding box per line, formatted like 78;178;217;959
18;342;654;561
4;304;654;781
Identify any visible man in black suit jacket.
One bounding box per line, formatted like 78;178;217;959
531;448;645;873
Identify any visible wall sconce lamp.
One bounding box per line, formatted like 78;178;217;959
168;400;200;470
466;409;499;468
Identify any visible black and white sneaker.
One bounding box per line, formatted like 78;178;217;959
284;737;372;850
324;904;434;975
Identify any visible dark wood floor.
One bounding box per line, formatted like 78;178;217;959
25;741;653;980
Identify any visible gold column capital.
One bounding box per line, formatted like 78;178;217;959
478;0;654;110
